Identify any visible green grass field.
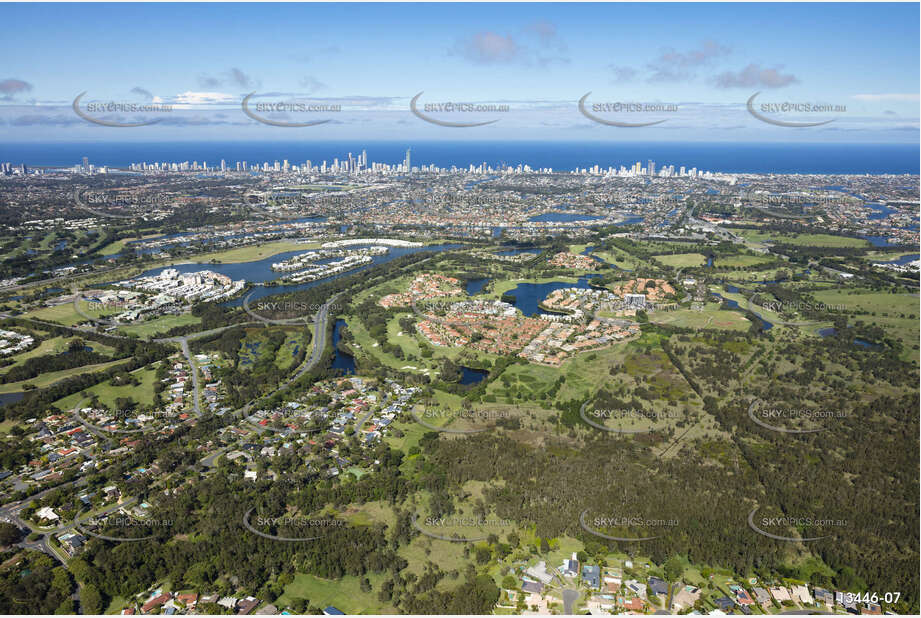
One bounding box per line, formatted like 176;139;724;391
25;301;202;337
651;303;752;331
809;288;919;361
98;238;135;256
23;302;101;327
1;335;116;372
591;247;642;269
713;254;774;268
809;288;918;316
653;253;707;268
116;314;202;338
0;358;131;394
275;330;310;370
729;229;870;248
52;362;162;411
275;573;395;614
193;240;322;264
0;418;21;435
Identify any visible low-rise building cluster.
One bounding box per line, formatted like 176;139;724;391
270;246;387;271
548;251;599;270
518;318;639;366
378;273;463;308
0;328;34;355
276;253;373;284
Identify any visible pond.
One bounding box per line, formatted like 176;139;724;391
712;289;773;330
615;215;644;226
459;366;489;385
465;278;490;295
861;236;900;248
876;254;920;265
496;247;539;257
817;327;880;348
0;392;25;407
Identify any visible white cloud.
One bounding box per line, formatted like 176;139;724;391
172;91;237;106
851;93;920;102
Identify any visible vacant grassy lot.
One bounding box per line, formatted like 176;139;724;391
117;314;202;338
728;229;870;248
52;362;162;411
194;240;323;264
809;288;919;361
23;302;102;327
713;254;774;268
653;253;707;268
1;335;115;372
275;572;395;614
651;304;752;331
591;247;641;270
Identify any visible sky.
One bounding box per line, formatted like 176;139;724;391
1;2;919;143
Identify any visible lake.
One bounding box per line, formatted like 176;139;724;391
125;242;462;306
331;319;356;374
496;248;539;257
504;275;601;316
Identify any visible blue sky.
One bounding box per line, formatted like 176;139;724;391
1;2;918;142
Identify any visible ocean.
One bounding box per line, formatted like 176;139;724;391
2;141;918;175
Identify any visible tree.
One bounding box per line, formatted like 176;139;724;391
0;522;22;546
54;599;75;614
664;555;684;582
81;583;103;615
51;568;73;597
